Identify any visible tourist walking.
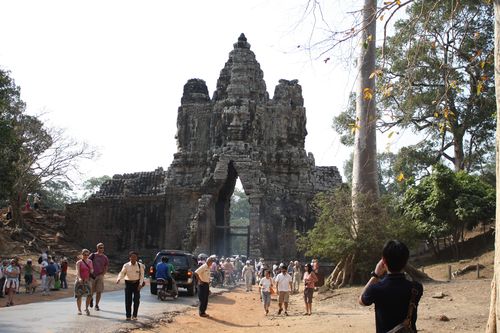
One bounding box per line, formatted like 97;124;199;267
40;258;49;295
3;259;20;307
287;261;294;275
46;257;57;291
359;240;424;333
194;256;214;317
60;258;68;289
292;261;302;293
303;263;318;315
259;269;274;315
0;260;5;298
75;249;94;315
24;259;34;294
222;258;234;286
274;263;293;316
116;251;145;321
242;260;254;292
89;243;109;310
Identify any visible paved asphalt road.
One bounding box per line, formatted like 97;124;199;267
0;287;219;333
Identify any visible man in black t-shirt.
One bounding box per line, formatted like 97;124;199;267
359;240;423;333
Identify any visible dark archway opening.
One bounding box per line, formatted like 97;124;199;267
214;161;250;257
215;161;238;256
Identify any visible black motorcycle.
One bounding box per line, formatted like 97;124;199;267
157;278;178;301
210;270;223;288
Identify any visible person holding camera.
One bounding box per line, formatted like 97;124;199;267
359;240;424;333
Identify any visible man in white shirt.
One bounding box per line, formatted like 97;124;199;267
194;256;215;317
274;264;293;316
116;251;144;321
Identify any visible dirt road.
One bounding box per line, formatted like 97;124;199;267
135;279;490;333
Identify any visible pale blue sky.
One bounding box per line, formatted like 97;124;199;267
0;0;405;185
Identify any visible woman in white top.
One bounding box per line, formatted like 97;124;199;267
3;259;20;307
258;269;274;315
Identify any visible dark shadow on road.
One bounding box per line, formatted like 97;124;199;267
96;309;124;316
207;316;272;328
209;295;235;305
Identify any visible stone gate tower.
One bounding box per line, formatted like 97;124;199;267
66;34;342;260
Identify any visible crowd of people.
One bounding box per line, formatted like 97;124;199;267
1;239;423;332
0;251;70;306
192;254;322;318
194;240;423;333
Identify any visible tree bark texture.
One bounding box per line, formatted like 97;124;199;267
486;1;500;332
352;0;379;207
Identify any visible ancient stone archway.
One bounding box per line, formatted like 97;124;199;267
66;34;342;261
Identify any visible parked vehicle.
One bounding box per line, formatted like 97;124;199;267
149;250;198;296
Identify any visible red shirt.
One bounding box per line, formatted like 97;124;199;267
61;261;68;273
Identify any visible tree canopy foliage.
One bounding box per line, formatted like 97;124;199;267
401;164;495;257
334;0;495;176
0;69;95;225
0;69;24;201
297;186;419;279
80;175;111;200
380;0;495;172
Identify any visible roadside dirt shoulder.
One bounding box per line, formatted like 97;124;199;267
132;278;490;333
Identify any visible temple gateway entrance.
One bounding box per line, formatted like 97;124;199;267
214;161;250;258
65;34;342;261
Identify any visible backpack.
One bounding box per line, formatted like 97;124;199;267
38;256;43;264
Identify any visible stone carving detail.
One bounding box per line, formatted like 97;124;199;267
65;34;342;260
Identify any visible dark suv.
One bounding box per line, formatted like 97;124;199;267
149;250;198;296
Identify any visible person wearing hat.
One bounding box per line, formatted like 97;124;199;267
274;263;293;316
242;260;255;292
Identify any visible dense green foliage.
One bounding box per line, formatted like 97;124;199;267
80;175;111;200
0;69;95;225
38;180;76;210
380;0;495;172
297;187;418;274
334;0;495;176
0;69;24;201
401;164;495;256
229;187;250;255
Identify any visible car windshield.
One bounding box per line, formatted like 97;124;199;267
155;254;189;269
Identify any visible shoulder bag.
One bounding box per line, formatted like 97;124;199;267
81;259;96;280
387;286;419;333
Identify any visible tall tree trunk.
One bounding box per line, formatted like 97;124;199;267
453;131;465;172
486;1;500;331
352;0;379;211
325;0;379;291
10;193;24;229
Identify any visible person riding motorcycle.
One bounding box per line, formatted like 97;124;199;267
155;256;177;295
197;253;208;266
